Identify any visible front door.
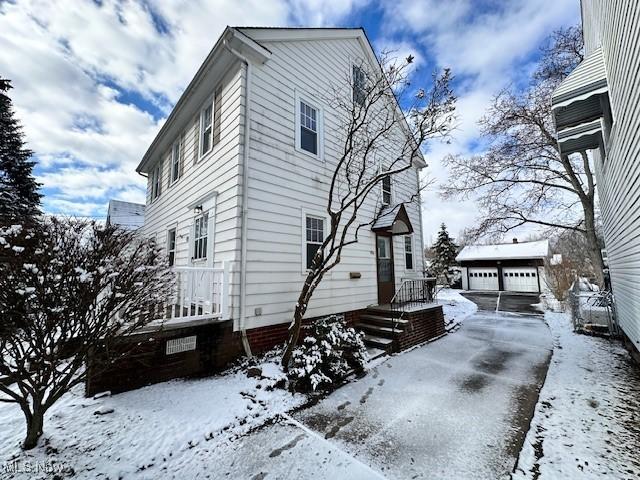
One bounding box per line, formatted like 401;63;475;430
376;234;395;304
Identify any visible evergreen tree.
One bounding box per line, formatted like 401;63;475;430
431;223;458;276
0;77;41;226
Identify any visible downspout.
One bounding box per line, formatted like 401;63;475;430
224;35;253;358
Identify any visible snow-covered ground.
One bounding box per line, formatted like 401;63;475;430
514;310;640;479
0;354;306;479
437;287;478;331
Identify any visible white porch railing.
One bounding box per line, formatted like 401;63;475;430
165;262;230;323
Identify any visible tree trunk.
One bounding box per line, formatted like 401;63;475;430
582;203;605;287
281;270;316;369
22;406;44;450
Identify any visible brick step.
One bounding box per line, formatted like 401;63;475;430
356;322;402;339
364;307;405;319
359;314;408;329
363;334;394;350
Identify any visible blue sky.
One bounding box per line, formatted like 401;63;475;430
0;0;580;243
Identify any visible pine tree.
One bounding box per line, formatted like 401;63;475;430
431;223;458;277
0;77;41;227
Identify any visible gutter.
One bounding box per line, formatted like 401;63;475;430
223;32;253;359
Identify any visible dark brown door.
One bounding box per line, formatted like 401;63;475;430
376;233;395;304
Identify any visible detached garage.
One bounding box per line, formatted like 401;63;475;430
456;239;549;293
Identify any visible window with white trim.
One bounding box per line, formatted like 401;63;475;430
193;213;208;261
170;141;180;184
151;162;162;200
299;100;318;155
353;65;366;106
404;235;414;270
167;228;176;266
200;104;213;157
305;215;324;270
381;175;392;205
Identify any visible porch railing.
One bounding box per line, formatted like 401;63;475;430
390;277;437;312
164;262;230;323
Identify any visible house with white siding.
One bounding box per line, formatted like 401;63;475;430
89;27;445;394
552;0;640;361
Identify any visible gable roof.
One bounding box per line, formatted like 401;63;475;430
106;200;145;230
456;240;550;262
136;26;426;173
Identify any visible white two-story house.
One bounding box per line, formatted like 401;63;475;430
118;27;441;386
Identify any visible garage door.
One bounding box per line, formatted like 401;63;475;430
468;267;499;291
503;267;539;292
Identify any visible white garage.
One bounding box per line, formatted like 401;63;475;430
502;267;540;292
456;239;550;293
468;267;499;291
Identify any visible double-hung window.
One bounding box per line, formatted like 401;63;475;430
193;213;208;261
167;228;176;266
200;105;213;156
353;65;366;106
381;175;392;205
151;162;162;200
300;101;318;155
170;141;180;184
305;215;324;270
404;235;414;270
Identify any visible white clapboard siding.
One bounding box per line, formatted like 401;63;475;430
142;64;245;321
582;0;640;348
241;35;425;330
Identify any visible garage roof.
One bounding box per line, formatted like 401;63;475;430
456;240;549;262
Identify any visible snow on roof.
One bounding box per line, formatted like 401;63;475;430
456;240;549;262
107;200;145;230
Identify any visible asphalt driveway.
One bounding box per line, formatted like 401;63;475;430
210;309;553;479
460;291;543;315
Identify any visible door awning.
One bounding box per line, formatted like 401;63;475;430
552;47;609;131
372;203;413;235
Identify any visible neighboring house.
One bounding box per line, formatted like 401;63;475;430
552;0;640;360
88;27;444;395
456;239;549;293
106;199;145;230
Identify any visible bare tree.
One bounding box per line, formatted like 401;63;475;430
0;218;173;449
282;55;456;367
442;26;605;286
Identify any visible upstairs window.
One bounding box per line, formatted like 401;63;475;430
305;215;324;269
193;214;209;261
300;101;318;155
151;162;162;200
167;228;176;266
213;86;222;146
200;104;213;157
404;235;414;270
353;65;366;106
381;175;392;205
170;141;181;185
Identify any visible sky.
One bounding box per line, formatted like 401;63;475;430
0;0;581;245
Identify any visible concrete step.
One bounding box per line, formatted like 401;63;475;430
356;322;401;339
359;314;408;329
366;346;387;361
363;334;394;350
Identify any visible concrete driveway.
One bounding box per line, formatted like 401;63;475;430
460;291;543;315
210;310;553;479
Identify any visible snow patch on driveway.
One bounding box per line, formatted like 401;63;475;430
513;311;640;479
438;288;478;331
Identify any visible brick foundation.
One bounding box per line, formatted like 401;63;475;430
395;305;446;351
85;311;364;396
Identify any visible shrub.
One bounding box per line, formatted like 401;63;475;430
288;315;368;392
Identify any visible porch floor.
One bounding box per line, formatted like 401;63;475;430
369;301;439;313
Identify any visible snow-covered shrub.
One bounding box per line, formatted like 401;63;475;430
288;315;367;392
